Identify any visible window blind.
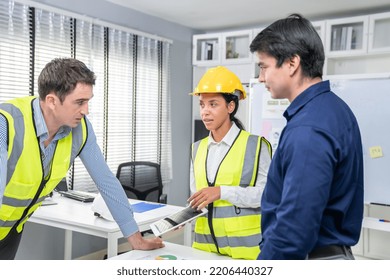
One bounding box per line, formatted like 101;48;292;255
105;29;135;173
0;1;30;101
72;20;106;191
0;0;172;192
33;9;73;94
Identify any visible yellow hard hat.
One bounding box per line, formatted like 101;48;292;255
191;66;246;99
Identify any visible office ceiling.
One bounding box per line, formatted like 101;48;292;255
106;0;390;31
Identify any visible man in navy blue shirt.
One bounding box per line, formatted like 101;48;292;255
250;14;364;260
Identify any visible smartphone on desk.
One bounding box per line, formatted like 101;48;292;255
149;206;207;237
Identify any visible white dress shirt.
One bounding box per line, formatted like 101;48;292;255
190;123;271;208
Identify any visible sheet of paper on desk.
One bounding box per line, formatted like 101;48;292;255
131;202;166;213
136;253;186;260
41;197;58;206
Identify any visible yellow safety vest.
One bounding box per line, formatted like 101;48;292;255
192;130;271;260
0;96;87;240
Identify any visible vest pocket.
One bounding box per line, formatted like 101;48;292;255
224;215;261;237
4;181;37;200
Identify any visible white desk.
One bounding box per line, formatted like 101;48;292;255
362;217;390;232
108;241;232;260
28;193;185;259
362;202;390;232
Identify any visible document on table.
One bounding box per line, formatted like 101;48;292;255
131;202;166;213
41;197;58;206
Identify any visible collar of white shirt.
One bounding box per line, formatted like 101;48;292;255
207;122;240;148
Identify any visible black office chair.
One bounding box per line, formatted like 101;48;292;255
116;161;167;204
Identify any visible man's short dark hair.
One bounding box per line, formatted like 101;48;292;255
250;13;324;78
38;58;96;102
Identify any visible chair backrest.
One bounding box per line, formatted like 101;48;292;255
116;161;163;203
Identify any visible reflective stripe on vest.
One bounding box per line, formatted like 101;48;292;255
191;130;271;259
0;96;87;240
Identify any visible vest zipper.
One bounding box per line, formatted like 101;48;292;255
204;130;243;255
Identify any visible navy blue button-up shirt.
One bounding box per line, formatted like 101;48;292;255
258;80;364;260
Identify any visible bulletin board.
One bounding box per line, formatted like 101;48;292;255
330;77;390;205
249;76;390;205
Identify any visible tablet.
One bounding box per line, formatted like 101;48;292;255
149;206;208;237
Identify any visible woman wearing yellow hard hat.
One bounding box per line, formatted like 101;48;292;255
188;66;272;259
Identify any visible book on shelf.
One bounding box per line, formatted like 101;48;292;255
332;26;356;51
206;42;213;60
199;40;219;61
331;27;341;51
340;26;347;50
345;26;353;50
200;41;206;61
350;29;357;49
200;41;214;61
212;41;218;60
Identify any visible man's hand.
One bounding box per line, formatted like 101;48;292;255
127;231;164;250
188;187;220;210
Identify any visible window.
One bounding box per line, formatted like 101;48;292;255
0;1;30;100
0;0;172;191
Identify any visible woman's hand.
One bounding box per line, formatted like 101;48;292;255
188;187;221;210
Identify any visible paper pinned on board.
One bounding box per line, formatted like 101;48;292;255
369;146;383;159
